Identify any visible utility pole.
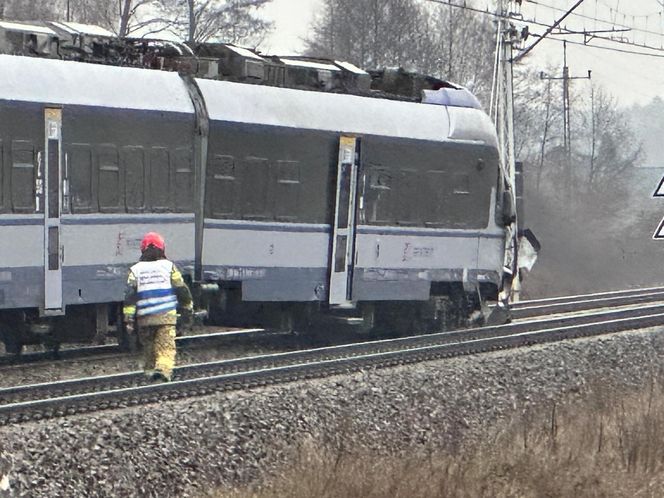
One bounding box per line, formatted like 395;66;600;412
540;41;591;203
491;0;527;302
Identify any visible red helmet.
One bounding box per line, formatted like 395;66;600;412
140;232;165;252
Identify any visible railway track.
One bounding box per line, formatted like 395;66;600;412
1;297;663;425
0;327;272;368
510;286;664;319
4;286;664;369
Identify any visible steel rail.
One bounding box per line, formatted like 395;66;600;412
2;301;663;404
4;286;664;369
511;286;664;309
0;328;268;368
510;288;664;319
1;304;663;424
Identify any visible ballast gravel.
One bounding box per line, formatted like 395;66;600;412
1;327;663;497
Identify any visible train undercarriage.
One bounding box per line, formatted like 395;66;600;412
0;280;505;355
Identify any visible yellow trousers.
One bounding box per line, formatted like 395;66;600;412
138;324;176;380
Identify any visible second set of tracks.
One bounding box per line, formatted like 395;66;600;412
1;286;664;425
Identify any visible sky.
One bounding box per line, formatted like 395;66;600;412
258;0;664;107
259;0;322;55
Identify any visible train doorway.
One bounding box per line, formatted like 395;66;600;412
43;108;63;314
328;135;361;307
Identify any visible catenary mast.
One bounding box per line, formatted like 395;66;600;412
491;0;524;302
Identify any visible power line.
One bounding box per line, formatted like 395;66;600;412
515;0;586;62
422;0;664;60
526;0;664;40
539;40;591;202
529;31;664;58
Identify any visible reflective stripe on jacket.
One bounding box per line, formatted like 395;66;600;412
123;259;193;327
132;260;177;317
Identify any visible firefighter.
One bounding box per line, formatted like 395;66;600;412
122;232;193;381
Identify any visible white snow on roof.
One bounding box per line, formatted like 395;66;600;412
227;45;265;61
334;60;368;75
0;55;194;114
143;40;194;56
0;21;56;35
164;41;190;56
49;21;115;37
279;59;340;71
196;78;497;146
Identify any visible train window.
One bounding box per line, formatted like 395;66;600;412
47;139;59;218
239;156;269;220
395;169;420;226
276;160;300;221
10;140;35;213
48;227;59;271
334;235;347;273
122;146;146;212
174;148;193;212
336;163;351;229
208;154;236;218
364;166;392;224
150;147;171;211
98;145;122;212
69;144;94;213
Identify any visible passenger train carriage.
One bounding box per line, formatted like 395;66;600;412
0;53;512;351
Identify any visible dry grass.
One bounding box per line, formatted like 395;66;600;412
214;382;664;497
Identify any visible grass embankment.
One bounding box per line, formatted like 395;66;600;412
218;382;664;497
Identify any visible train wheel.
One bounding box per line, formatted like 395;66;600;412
0;324;23;356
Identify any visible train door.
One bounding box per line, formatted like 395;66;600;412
42;108;63;315
328;135;360;307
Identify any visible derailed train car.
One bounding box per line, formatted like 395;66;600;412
0;53;513;352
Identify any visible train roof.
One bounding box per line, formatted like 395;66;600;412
48;21;115;38
0;54;194;114
197;78;497;146
0;53;497;146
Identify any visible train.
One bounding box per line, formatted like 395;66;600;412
0;21;523;353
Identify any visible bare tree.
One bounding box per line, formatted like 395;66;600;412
0;0;60;20
305;0;495;104
424;5;495;102
513;66;564;192
581;83;642;192
65;0;118;30
305;0;432;70
1;0;273;44
116;0;182;38
161;0;273;45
